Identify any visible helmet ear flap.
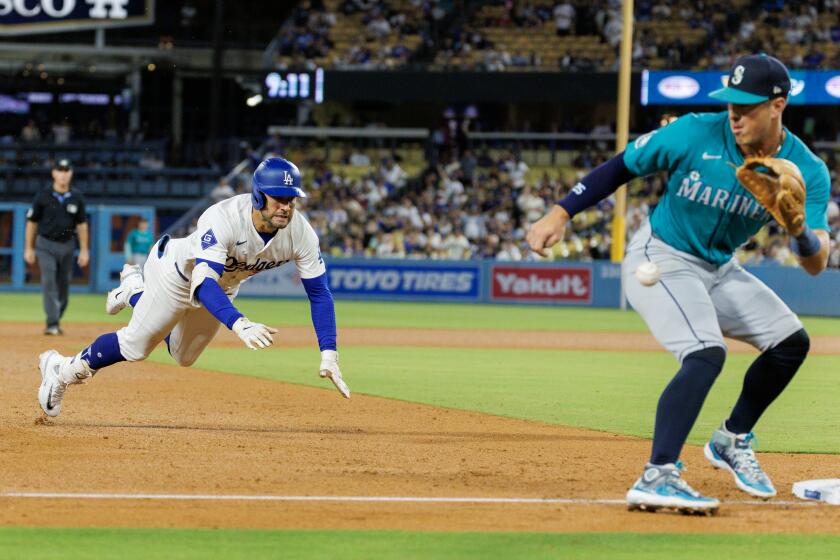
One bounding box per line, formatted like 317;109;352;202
251;186;265;209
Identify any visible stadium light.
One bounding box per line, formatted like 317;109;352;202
246;94;263;107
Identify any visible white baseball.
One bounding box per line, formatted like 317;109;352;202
635;261;661;287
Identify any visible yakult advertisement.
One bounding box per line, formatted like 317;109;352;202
490;266;592;303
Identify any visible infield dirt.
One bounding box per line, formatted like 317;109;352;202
2;322;839;534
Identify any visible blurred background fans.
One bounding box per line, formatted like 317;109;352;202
1;0;839;273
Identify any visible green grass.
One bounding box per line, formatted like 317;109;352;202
5;296;840;553
4;293;840;334
4;292;839;452
149;345;840;454
2;529;840;560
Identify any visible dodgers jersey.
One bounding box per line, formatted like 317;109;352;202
166;194;325;297
623;112;830;265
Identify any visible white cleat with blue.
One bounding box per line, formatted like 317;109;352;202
704;422;777;499
626;461;720;515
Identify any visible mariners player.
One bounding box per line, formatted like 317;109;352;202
38;157;349;417
527;54;830;512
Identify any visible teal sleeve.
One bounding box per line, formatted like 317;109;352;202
125;230;137;253
622;114;697;177
804;163;830;231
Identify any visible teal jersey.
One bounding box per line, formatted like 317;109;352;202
623;111;830;265
125;228;155;255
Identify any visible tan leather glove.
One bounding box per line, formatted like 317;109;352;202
735;156;806;236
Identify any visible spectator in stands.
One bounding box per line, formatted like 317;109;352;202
517;184;546;228
803;45;826;69
382;156;408;190
24;159;89;336
124;218;155;268
553;2;575;36
21;119;42;143
349;147;371;166
443;227;471;260
210;178;237;202
503;152;529;189
602;9;622;48
367;12;392;39
51;120;72;144
496;239;523;261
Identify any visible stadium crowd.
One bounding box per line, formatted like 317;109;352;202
268;0;840;72
206;144;840;269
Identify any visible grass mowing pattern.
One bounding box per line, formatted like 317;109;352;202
150;346;840;454
4;293;840;335
2;529;840;560
4;291;838;451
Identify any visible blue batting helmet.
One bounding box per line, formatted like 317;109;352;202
251;157;306;209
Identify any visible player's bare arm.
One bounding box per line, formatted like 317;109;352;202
526;205;569;256
76;222;90;267
24;220;37;265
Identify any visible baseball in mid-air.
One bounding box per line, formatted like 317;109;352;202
635;261;661;287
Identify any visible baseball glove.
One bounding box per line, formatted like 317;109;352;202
735;156;806;236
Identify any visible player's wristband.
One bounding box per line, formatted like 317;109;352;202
789;225;821;258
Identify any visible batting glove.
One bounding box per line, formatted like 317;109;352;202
232;317;278;350
319;350;350;399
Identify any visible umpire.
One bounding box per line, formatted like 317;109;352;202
24;158;89;335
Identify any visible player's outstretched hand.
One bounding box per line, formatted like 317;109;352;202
526;205;571;257
232;317;278;350
319;350;350;399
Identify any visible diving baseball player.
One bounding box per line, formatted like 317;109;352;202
527;54;830;513
38;157;349;418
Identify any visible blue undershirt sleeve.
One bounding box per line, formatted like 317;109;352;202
557;151;636;218
301;273;337;351
195;278;244;329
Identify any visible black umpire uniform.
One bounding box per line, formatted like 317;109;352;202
25;159;89;335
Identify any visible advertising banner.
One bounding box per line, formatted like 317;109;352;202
212;256;840;317
328;261;480;301
490;265;592;303
642;69;840;106
0;0;154;36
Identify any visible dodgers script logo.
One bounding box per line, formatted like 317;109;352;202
224;256;289;275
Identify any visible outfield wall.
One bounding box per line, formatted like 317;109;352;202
237;257;840;317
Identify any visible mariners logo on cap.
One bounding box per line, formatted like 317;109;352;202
731;65;745;85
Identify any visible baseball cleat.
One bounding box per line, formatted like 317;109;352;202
106;264;144;315
704;422;777;499
626;462;719;515
38;350;69;417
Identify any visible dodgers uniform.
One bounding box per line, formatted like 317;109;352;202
621;111;830;360
38;157;347;418
120;194;325;365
